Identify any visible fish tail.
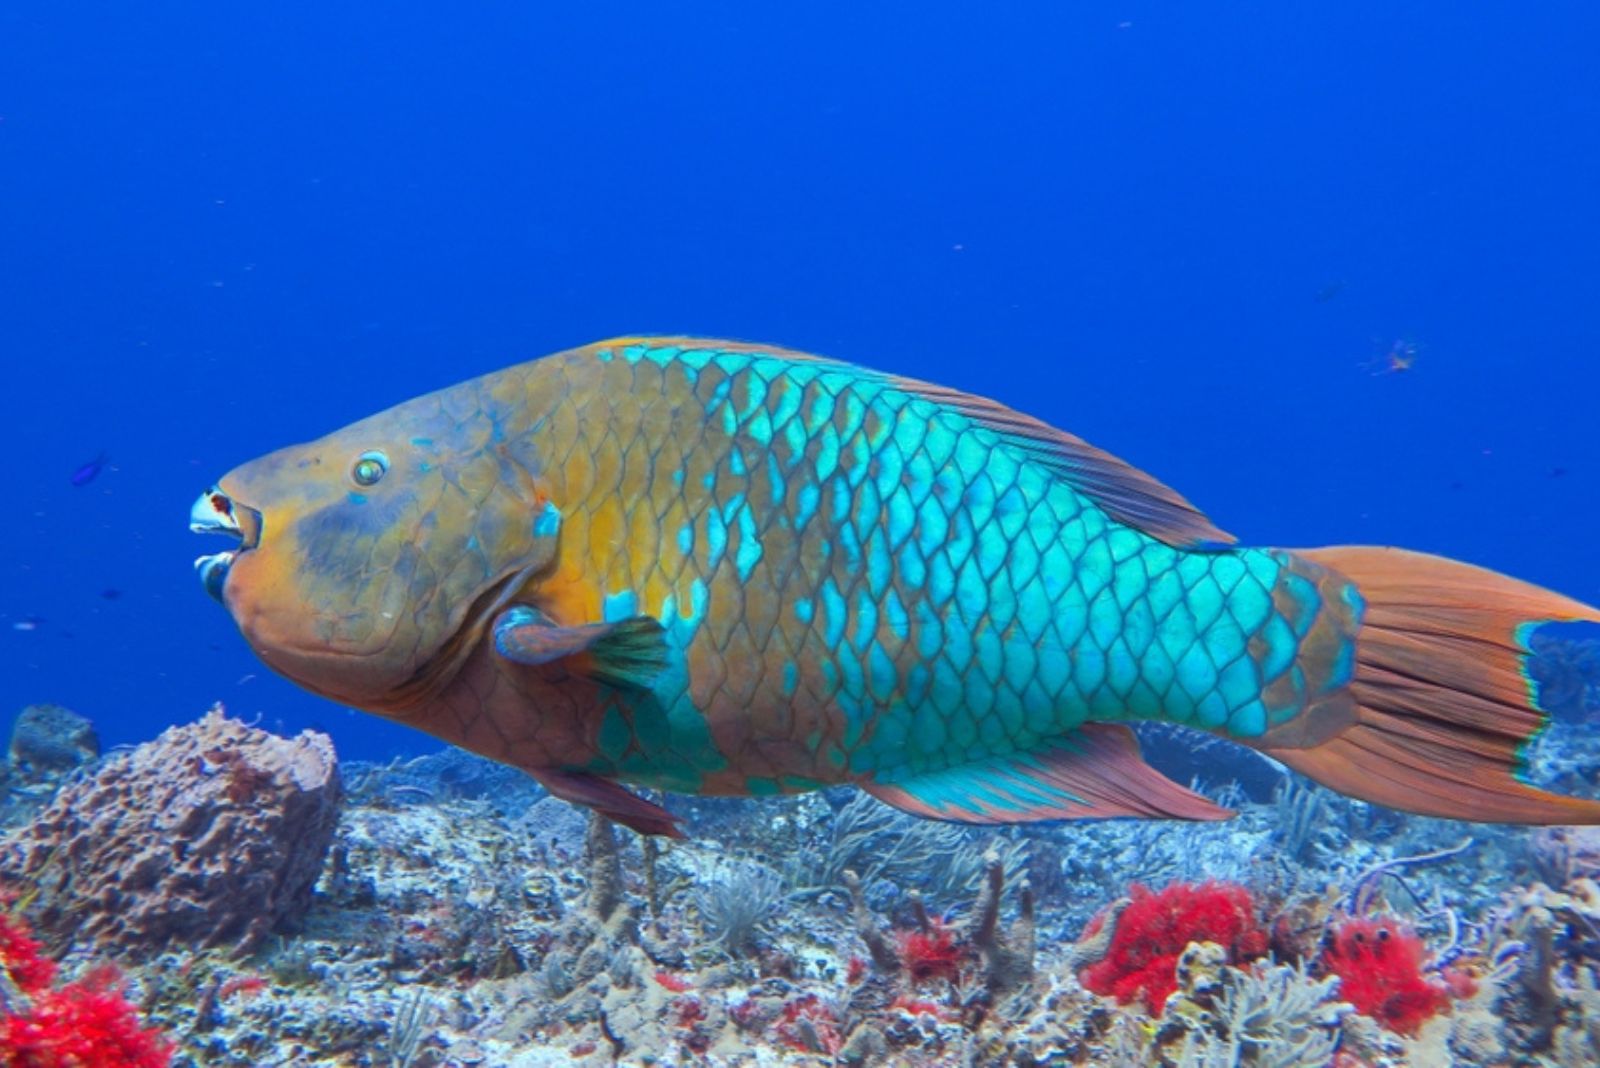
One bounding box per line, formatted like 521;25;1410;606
1253;545;1600;824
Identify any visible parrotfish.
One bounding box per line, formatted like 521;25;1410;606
191;338;1600;836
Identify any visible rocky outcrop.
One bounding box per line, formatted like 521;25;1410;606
6;703;99;779
0;704;341;957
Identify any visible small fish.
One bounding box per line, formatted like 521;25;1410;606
1368;339;1419;376
1314;280;1346;303
191;337;1600;836
70;452;109;487
11;616;43;632
100;588;122;601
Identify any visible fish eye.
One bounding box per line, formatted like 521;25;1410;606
351;450;389;487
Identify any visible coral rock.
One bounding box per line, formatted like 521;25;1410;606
0;704;341;957
1530;824;1600;886
6;703;99;779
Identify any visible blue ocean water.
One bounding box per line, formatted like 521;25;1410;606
2;2;1597;764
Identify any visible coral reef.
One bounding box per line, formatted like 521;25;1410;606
0;687;1595;1064
0;705;341;957
1152;942;1350;1066
780;790;1032;912
1530;824;1600;886
1473;878;1600;1063
1528;630;1600;724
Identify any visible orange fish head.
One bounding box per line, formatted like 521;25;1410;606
192;382;559;713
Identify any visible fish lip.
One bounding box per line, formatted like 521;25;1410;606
190;488;263;603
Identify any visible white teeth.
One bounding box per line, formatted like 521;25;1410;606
191;488;242;537
195;550;236;603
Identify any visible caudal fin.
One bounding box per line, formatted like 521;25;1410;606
1260;545;1600;825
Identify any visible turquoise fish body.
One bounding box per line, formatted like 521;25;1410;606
195;336;1600;834
420;339;1360;820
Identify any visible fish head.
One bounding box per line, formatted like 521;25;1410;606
192;380;559;712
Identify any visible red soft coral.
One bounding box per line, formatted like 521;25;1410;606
1079;880;1269;1014
896;921;961;984
0;911;57;996
1320;918;1450;1036
1;914;173;1068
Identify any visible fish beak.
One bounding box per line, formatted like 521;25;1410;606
190;488;262;604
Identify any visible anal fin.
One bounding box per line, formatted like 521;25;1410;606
863;723;1232;823
493;605;668;690
529;767;686;838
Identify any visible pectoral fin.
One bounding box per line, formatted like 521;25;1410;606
493;605;668;690
863;723;1232;823
529;767;686;838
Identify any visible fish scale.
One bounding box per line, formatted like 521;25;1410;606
520;341;1339;795
199;335;1600;835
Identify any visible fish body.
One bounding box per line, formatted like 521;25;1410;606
193;338;1600;835
71;452;108;487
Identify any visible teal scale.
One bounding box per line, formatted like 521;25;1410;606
585;343;1360;794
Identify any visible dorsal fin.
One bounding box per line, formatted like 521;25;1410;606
586;337;1233;549
888;376;1234;549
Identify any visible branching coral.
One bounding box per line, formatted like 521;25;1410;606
585;810;624;924
1159;943;1350;1068
1272;779;1337;864
844;869;901;974
802;793;1028;905
1485;879;1600;1057
967;850;1036;998
845;846;1035;998
1213;956;1348;1062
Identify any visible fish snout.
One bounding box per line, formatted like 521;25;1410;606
190;488;262;604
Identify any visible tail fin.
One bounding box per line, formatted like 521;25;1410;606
1258;545;1600;825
